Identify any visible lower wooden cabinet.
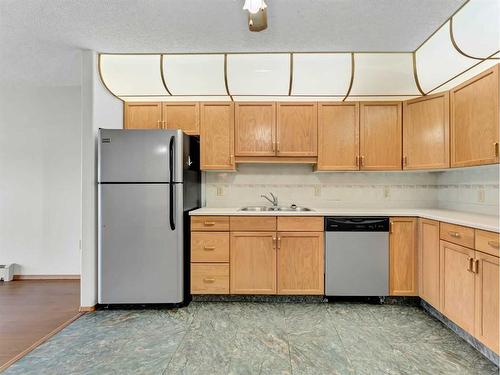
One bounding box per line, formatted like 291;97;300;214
230;232;277;294
439;240;476;334
277;232;324;295
418;219;440;309
474;251;499;353
389;217;418;296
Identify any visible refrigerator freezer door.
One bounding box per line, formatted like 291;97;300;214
98;183;184;304
98;129;183;183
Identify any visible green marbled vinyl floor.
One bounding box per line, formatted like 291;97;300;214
2;302;499;375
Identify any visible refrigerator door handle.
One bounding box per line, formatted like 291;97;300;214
169;136;176;230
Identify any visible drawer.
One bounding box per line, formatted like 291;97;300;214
191;232;229;262
277;216;324;232
475;229;500;257
440;222;474;248
230;216;276;231
191;216;229;231
191;263;229;294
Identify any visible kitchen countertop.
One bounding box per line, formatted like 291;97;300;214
189;207;500;233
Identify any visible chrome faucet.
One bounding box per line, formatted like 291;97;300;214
261;192;278;207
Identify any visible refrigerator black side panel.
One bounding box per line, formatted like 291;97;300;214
183;135;201;212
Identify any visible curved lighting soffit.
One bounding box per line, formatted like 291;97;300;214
99;0;499;102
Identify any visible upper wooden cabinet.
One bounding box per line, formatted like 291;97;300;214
124;102;162;129
277;231;324;295
162;102;199;135
277;103;318;157
403;92;449;170
124;102;199;134
235;102;276;156
360;102;402;170
389;217;418;296
200;102;235;170
418;219;441;310
317;102;360;171
450;65;499;167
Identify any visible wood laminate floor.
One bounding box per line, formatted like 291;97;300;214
0;280;80;369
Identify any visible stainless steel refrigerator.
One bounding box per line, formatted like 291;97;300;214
98;129;200;305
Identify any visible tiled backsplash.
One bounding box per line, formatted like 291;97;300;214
436;164;499;216
204;165;439;209
204;164;499;216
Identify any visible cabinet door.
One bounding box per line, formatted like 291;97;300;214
124;102;162;129
403;92;449;170
235;102;276;156
418;219;440;309
450;65;499;167
317;102;359;170
163;102;199;135
440;240;475;334
276;103;318;156
360;102;402;170
474;251;499;354
230;232;276;294
390;217;418;296
277;232;324;295
200;102;235;170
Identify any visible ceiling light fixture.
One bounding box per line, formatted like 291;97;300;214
243;0;268;32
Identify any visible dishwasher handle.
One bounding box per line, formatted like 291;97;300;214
325;217;389;232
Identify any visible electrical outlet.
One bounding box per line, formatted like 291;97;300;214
478;188;485;203
384;186;390;198
216;186;224;196
314;185;321;197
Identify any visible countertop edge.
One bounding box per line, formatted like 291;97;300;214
189;208;500;233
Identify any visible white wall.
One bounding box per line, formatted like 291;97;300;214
437;164;499;216
80;50;123;308
0;84;82;275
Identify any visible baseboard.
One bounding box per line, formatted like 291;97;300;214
421;299;499;366
13;275;80;280
0;313;83;373
79;305;96;312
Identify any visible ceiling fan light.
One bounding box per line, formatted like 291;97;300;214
243;0;267;15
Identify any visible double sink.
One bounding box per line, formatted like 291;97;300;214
239;205;314;212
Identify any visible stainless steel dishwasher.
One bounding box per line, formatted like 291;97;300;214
325;217;389;297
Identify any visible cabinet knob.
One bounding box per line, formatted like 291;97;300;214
494;142;499;157
403;155;408;166
467;257;474;272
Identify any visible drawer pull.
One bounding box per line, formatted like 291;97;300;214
204;221;216;226
467;257;474;273
203;246;216;251
272;237;276;249
203;277;216;283
473;259;479;274
488;240;500;248
448;231;461;238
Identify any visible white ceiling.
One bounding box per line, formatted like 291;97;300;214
0;0;466;86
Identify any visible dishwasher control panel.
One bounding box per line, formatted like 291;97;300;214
324;217;389;232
